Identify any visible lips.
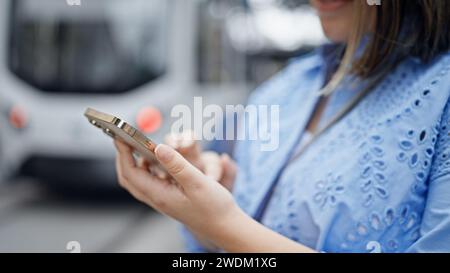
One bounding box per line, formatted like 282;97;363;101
312;0;352;13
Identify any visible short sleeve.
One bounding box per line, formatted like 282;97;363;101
407;98;450;252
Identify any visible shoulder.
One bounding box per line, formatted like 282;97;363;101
405;51;450;95
360;51;450;124
409;51;450;118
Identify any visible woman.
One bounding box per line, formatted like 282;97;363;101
114;0;450;253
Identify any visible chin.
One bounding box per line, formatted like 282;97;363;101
310;0;355;43
320;18;351;43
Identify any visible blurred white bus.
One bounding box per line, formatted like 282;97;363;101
0;0;249;191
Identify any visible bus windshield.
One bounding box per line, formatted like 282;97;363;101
8;0;169;94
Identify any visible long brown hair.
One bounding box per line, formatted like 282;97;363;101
322;0;450;95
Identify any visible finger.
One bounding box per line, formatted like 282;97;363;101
164;130;195;146
114;140;136;167
155;144;208;191
165;132;204;171
114;139;132;154
117;151;177;207
115;146;185;210
115;141;154;191
137;157;151;171
165;131;202;162
164;133;181;149
115;141;138;180
115;155;148;202
150;165;170;180
178;130;199;153
137;155;170;179
220;154;237;191
115;154;127;188
202;152;223;181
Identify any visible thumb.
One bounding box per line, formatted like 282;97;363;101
155;144;207;191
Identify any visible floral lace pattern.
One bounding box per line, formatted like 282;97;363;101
227;50;450;253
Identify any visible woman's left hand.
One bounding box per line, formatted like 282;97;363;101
114;140;241;240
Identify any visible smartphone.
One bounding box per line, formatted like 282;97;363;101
84;108;167;176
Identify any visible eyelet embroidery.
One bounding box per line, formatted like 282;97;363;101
313;173;345;209
241;55;450;253
430;102;450;180
341;204;422;253
358;136;389;207
395;127;439;195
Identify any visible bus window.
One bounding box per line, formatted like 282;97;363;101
8;0;169;94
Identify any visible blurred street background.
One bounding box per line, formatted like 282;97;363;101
0;0;324;252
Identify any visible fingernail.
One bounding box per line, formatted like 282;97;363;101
156;144;174;163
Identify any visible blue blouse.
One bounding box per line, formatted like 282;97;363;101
183;46;450;253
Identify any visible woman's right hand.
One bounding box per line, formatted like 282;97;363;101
164;131;237;192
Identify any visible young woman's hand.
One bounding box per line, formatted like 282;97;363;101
164;131;237;192
114;140;241;241
114;140;316;253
